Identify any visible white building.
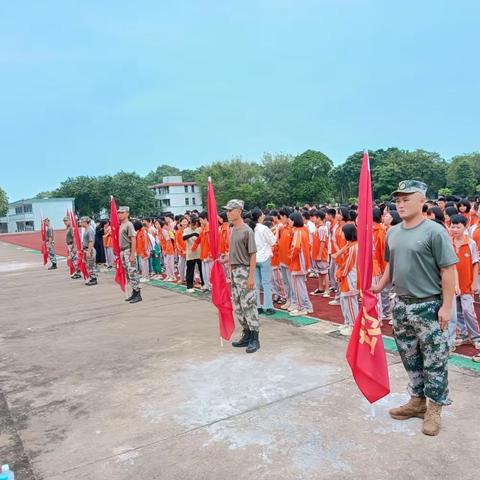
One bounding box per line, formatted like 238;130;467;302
0;197;75;233
151;176;203;215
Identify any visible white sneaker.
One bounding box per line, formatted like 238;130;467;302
290;309;308;317
201;285;209;291
339;325;353;336
139;278;149;283
280;302;291;310
474;342;480;350
186;288;195;293
306;309;314;314
328;300;340;306
322;292;330;298
287;305;297;312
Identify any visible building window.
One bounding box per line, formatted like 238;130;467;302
185;198;190;206
24;204;32;213
184;185;189;193
191;185;195;193
158;186;169;195
161;199;171;207
192;197;196;205
15;206;23;214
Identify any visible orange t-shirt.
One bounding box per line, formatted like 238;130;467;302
453;237;477;294
335;242;359;293
103;225;112;248
219;223;230;254
192;224;211;260
136;228;149;258
289;226;311;273
278;224;293;266
372;223;386;276
175;229;186;256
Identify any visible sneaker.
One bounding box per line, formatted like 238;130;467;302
449;345;456;354
258;307;264;314
290;309;308;317
339;325;353;336
280;302;291;310
310;289;323;296
287;305;297;312
382;315;393;322
455;337;471;347
140;278;149;283
473;342;480;350
264;308;275;316
389;319;393;326
200;285;209;291
322;292;330;298
328;300;340;306
306;309;314;314
186;288;195;293
472;353;480;363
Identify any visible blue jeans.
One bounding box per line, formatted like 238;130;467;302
255;258;273;309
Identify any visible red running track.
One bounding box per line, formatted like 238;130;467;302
1;231;478;357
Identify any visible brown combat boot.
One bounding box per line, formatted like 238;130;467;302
422;401;442;436
389;396;427;420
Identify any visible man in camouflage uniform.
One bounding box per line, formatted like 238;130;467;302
118;206;142;304
81;216;97;286
373;180;457;436
44;218;57;270
63;216;81;279
220;199;260;353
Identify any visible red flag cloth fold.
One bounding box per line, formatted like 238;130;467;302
69;210;89;279
110;197;127;292
40;217;48;265
66;210;75;275
207;178;235;341
346;151;390;403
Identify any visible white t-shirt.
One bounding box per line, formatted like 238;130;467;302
254;223;277;263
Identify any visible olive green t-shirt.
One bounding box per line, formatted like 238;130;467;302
120;221;136;251
229;223;256;267
385;220;457;298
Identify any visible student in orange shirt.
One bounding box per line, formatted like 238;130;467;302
218;211;231;281
192;211;212;291
103;221;114;269
325;208;337;295
160;220;176;281
450;214;480;359
372;208;387;319
134;220;150;281
288;211;313;317
175;217;188;284
329;207;349;306
333;223;359;336
277;208;295;310
269;214;286;303
310;210;330;297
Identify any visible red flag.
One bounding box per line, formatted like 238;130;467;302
66;210;76;275
69;210;89;279
207;178;235;341
40;217;48;265
110;196;127;292
346;151;390;403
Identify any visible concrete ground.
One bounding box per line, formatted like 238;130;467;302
0;242;479;480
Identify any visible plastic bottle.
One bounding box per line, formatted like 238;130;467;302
0;465;14;480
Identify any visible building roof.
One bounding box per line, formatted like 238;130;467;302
150;182;197;188
9;197;75;206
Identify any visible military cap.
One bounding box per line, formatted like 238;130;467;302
117;206;130;213
392;180;427;197
223;199;245;210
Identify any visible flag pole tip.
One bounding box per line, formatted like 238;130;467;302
208;176;212;182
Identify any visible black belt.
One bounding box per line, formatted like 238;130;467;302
397;295;441;305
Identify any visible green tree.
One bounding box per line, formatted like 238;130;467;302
0;187;8;216
195;159;265;209
107;172;156;216
35;191;54;198
289;150;333;204
449;153;480;186
260;153;294;207
144;164;181;184
438;188;453;198
447;158;476;196
52;176;105;217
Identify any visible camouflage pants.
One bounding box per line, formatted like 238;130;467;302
67;244;80;273
392;297;451;406
121;249;140;291
84;248;97;279
48;242;57;264
231;265;260;332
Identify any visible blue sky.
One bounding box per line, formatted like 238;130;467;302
1;0;479;201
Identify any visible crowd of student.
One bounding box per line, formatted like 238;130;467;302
60;195;480;362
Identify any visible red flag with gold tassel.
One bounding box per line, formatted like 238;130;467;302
346;151;390;403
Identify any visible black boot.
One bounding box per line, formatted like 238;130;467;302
85;278;97;286
48;263;57;270
71;272;81;279
125;291;135;302
246;331;260;354
232;329;251;347
129;289;142;304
